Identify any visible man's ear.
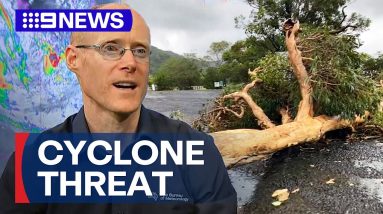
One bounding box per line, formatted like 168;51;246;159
65;45;79;73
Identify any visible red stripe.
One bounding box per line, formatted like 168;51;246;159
15;133;30;203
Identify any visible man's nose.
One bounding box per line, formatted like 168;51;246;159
120;49;137;73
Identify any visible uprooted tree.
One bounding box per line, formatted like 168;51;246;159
194;1;383;168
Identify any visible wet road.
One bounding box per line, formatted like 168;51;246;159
143;89;222;124
1;90;382;213
240;138;383;214
144;90;260;206
145;90;383;213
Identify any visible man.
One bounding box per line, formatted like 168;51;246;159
0;3;237;214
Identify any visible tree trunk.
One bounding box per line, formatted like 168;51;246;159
209;19;360;168
212;116;350;168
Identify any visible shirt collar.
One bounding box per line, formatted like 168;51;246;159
72;106;90;133
72;105;153;133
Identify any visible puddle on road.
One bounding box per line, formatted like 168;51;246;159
358;178;383;203
228;168;259;207
354;142;383;203
354;160;383;172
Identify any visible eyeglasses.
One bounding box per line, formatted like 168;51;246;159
75;42;150;62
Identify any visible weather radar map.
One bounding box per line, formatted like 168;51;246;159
0;0;115;170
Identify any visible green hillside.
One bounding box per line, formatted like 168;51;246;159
149;46;182;73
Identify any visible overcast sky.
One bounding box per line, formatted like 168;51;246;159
347;0;383;56
126;0;382;57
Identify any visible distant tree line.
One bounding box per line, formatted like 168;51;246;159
152;41;233;90
152;0;383;100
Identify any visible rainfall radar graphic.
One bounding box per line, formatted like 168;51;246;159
0;0;116;171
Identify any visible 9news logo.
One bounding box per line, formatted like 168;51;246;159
15;9;133;32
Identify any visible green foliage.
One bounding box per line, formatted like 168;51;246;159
222;83;244;94
296;26;380;118
153;57;202;90
224;106;261;130
221;83;261;129
242;0;369;37
149;46;180;74
223;0;371;80
169;110;184;120
209;41;230;54
218;39;262;84
371;111;383;127
220;37;280;84
201;67;223;89
252;54;301;120
199;0;383;131
247;30;380;121
208;41;230;66
219;61;251;84
362;54;383;81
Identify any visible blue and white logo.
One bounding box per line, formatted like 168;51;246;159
15;9;133;32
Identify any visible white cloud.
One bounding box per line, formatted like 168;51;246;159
128;0;251;56
127;0;382;57
348;0;383;56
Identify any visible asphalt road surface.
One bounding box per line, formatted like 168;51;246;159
239;137;383;214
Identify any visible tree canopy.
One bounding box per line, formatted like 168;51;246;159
197;0;382;131
207;41;230;66
152;57;202;90
219;0;371;86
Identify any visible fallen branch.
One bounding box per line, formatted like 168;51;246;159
283;19;314;121
213;116;353;168
224;79;276;129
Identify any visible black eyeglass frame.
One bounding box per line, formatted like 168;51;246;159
75;43;151;61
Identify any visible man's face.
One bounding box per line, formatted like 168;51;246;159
72;10;150;115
